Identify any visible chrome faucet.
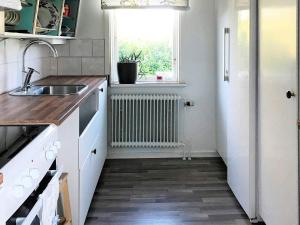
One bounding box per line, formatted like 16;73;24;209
22;40;58;91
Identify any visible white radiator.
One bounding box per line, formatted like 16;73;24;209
111;94;183;148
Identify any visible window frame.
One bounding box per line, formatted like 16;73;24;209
108;10;180;84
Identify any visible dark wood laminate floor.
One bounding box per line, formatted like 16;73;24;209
85;158;255;225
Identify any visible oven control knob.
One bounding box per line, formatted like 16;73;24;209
54;141;61;150
29;168;40;180
22;176;33;188
13;185;25;198
45;150;56;161
49;145;58;155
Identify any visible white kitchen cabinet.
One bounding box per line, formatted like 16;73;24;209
258;0;298;224
79;81;108;225
79;133;103;225
216;0;231;165
216;0;257;220
58;80;108;225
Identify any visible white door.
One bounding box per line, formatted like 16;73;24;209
226;0;257;219
259;0;299;224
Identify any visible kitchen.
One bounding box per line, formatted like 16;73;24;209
0;0;298;225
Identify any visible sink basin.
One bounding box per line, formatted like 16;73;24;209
9;85;88;96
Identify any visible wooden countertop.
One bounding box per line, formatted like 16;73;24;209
0;76;107;125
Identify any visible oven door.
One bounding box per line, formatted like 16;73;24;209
8;168;62;225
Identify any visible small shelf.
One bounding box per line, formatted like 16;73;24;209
0;32;75;39
1;0;81;40
21;2;33;7
36;27;57;32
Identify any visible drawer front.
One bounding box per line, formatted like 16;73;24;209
98;80;107;114
79;136;103;225
79;111;101;168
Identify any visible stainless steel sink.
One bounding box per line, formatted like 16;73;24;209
9;85;88;96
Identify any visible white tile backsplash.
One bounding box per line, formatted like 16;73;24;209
0;62;21;94
0;38;105;94
82;57;105;75
58;57;82;75
70;39;93;57
56;41;70;57
0;39;21;64
92;39;105;57
54;39;106;76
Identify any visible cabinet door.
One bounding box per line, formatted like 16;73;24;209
79;138;100;225
98;80;108;164
216;0;232;165
79;81;107;225
79;112;101;168
259;0;298;224
227;0;257;219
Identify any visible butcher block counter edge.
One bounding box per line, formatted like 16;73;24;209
0;76;107;126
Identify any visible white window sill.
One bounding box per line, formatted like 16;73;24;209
110;82;187;88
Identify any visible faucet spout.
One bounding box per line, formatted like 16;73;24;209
22;40;58;73
21;40;58;90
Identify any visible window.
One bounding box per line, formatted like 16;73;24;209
110;9;180;83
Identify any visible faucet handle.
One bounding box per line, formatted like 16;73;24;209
27;67;40;75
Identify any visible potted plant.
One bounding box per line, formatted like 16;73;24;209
117;51;142;84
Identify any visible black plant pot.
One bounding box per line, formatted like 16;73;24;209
117;62;138;84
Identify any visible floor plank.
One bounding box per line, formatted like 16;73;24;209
85;158;258;225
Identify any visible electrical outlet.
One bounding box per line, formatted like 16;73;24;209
184;101;195;107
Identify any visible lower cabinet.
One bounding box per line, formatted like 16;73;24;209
79;134;104;225
58;80;107;225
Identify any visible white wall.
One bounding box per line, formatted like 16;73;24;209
108;0;218;158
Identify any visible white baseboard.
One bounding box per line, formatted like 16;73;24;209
107;148;219;159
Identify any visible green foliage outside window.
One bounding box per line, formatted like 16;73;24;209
119;41;173;78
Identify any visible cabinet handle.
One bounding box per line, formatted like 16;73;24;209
0;173;3;185
224;27;230;82
91;149;97;155
99;88;104;92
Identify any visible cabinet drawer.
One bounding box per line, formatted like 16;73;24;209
79;111;101;168
98;81;107;111
79;137;102;225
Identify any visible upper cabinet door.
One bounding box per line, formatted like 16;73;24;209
259;0;299;224
226;0;258;220
0;0;22;10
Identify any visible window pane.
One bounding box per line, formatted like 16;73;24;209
115;9;176;81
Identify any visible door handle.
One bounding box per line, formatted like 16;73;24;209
286;91;296;99
99;88;104;92
0;172;3;186
91;149;97;155
224;27;230;82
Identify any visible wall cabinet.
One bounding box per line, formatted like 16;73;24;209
0;0;80;39
57;80;108;225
